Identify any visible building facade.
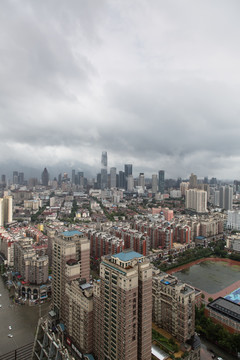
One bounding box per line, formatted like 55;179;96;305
93;251;152;360
152;272;195;343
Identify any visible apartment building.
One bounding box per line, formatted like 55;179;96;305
152;272;195;343
93;251;152;360
52;230;90;322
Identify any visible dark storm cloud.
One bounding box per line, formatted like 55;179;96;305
0;0;240;179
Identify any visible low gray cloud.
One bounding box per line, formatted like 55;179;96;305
0;0;240;180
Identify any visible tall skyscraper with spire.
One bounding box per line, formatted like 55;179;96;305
101;151;108;189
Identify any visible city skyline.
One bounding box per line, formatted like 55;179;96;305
1;1;240;179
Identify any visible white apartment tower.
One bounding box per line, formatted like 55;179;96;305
0;196;13;226
185;189;207;213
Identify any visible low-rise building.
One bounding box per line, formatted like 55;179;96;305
205;297;240;333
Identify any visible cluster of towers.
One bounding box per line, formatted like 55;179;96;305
33;231;153;360
97;151;165;193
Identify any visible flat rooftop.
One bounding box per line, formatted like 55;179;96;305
208;297;240;322
112;251;143;262
61;230;82;237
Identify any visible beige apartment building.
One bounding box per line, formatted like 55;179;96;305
52;230;90;324
93;251;152;360
152;272;195;343
65;280;93;354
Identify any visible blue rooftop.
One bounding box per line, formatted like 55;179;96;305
84;355;95;360
61;230;82;237
112;251;143;262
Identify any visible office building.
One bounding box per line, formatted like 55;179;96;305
124;164;133;190
13;170;18;184
1;174;6;186
18;172;24;185
110;167;117;188
41;167;49;186
152;273;196;343
94;251;152;360
52;231;90;323
185;189;207;213
118;170;125;189
152;174;158;194
158;170;165;194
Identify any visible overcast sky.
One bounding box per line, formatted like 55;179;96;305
1;0;240;180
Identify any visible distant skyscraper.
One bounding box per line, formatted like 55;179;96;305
96;173;101;189
189;173;197;189
101;151;108;189
110;167;117;188
152;174;158;194
158;170;165;194
41;168;49;186
1;174;6;186
138;173;145;190
124;164;133;190
13;171;18;184
58;173;62;185
72;169;75;184
127;174;134;192
18;172;24;185
94;251;152;360
124;164;132;177
119;170;125;189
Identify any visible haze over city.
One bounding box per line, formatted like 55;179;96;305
1;0;240;179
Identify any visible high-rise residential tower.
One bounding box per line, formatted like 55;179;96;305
152;174;158;194
158;170;165;194
185;189;207;213
94;251;152;360
189;173;198;189
219;185;233;210
52;230;90;322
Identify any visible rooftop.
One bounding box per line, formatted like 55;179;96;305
61;230;82;237
112;251;143;262
208;297;240;322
